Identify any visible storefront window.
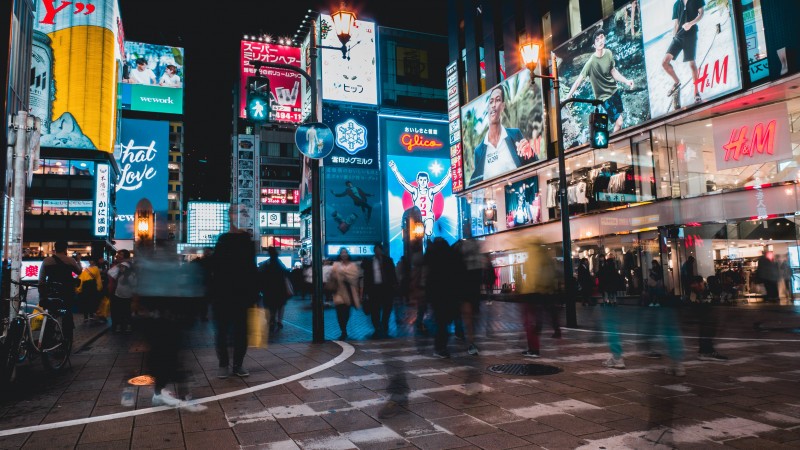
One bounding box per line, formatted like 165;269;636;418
464;187;499;237
42;160;68;175
69;160;94;176
26;199;42;215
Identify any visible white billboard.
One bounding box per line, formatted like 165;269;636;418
319;14;378;105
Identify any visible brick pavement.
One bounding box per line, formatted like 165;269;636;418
1;301;800;449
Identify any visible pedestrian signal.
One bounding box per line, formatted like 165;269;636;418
246;76;270;123
589;112;608;149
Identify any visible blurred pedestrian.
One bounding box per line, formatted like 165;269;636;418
260;247;292;333
108;249;136;334
38;240;81;341
756;251;779;302
577;257;595;306
646;260;664;307
76;257;103;324
598;254;619;306
190;248;213;321
519;239;558;357
681;255;696;301
455;239;483;355
362;243;397;338
424;238;466;358
211;203;257;378
331;248;361;340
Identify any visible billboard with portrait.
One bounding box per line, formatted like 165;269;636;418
32;0;124;153
460;68;546;189
319;14;378;105
381;116;457;261
120;41;184;114
115;119;169;240
555;0;741;148
322;108;379;169
504;176;541;229
323;166;382;244
240;41;303;123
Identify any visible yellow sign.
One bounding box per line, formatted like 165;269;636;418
396;47;429;80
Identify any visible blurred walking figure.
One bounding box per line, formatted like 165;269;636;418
455;239;483;355
756;251;779;303
425;237;467;358
598;254;620;306
362;243;397;338
577;258;595;306
646;260;664;307
190;247;213;321
519;239;558;357
260;247;292;333
77;258;103;324
330;248;361;340
39;240;81;341
212;203;258;379
108;249;136;334
638;260;686;375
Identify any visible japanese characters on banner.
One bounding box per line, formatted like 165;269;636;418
115;119;169;240
235;135;258;230
381;116;458;262
318;14;378;105
94;164;110;236
240;41;303;123
446;61;464;192
322;109;379;169
712;103;791;171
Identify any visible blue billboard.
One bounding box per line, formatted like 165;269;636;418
322;108;379;169
381;116;458;261
324;166;383;245
115;119;169;240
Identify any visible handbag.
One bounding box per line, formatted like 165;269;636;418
96;296;111;318
247;306;270;348
284;276;295;298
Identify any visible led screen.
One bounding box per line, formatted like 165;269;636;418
240;41;303;123
319;14;378;105
120;41;184;114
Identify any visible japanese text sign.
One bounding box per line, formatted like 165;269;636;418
240;41;302;123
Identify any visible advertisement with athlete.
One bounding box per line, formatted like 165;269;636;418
382;116;457;261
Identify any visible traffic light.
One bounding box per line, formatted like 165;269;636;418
246;76;270;123
589;111;609;149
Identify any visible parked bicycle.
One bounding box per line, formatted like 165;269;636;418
1;280;72;387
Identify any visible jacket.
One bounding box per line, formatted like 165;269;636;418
331;261;361;308
361;255;397;296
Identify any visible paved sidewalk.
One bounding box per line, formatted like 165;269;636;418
1;305;800;449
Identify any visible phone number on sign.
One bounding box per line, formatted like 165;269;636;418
271;111;302;122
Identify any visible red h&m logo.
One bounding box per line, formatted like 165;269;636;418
695;55;729;94
722;120;777;162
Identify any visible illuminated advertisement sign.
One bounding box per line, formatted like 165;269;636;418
712;103;792;171
460;68;546;189
319;14;378;105
322;108;379;169
115;119;169;240
234;135;258;223
555;0;741;148
188;202;230;245
240;41;303;123
94;163;110;236
504;176;541;229
261;188;299;204
22;260;89;282
324;166;382;244
33;0;123;152
119;41;184;114
326;244;375;257
446;61;464;192
382;116;458;261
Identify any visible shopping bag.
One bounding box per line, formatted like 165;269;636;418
96;296;111;319
247;306;270;348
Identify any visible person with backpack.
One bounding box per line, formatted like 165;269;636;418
38;240;82;341
76;258;103;324
108;250;136;334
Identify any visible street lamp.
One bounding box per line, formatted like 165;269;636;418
331;10;355;45
519;42;600;328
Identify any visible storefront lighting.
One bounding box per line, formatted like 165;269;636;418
706;123;712;127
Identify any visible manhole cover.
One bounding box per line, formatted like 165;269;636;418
487;363;561;376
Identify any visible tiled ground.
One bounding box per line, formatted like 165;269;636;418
1;300;800;449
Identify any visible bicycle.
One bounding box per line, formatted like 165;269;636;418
1;280;72;386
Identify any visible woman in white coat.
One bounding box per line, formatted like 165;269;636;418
331;248;361;340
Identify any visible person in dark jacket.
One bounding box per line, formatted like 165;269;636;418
577;258;595;306
598;255;620;306
259;247;292;332
361;243;397;338
211;203;257;379
424;238;467;358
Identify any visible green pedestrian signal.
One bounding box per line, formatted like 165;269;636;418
246;76;270;123
589;112;608;149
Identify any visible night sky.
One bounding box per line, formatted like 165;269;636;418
119;1;449;203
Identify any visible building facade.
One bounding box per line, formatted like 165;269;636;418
168;122;184;241
448;0;800;303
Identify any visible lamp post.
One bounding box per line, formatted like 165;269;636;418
519;43;602;328
249;9;355;343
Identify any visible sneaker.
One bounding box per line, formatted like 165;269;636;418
646;351;662;359
181;397;208;412
232;366;250;377
602;357;626;369
698;352;728;361
468;344;479;356
433;350;450;359
522;350;540;358
665;363;686;377
216;366;229;379
152;389;182;407
378;400;403;419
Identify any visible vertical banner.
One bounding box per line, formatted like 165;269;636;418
382;116;458;261
115;119;169;239
446;61;464;193
235;135;257;231
94;164;110;236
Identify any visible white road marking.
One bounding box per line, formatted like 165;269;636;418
736;376;781;383
0;341;356;438
510;399;601;419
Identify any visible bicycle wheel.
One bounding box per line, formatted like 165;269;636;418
1;317;26;385
40;314;70;372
